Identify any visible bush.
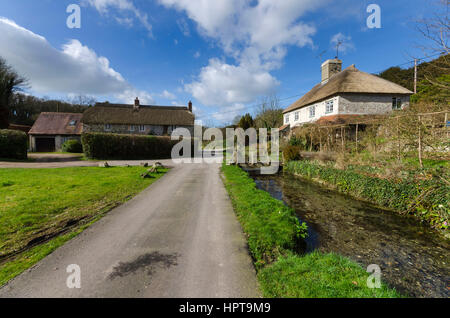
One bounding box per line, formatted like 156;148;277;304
283;145;301;162
61;139;82;153
0;129;27;159
81;132;180;160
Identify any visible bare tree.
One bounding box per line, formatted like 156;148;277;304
69;94;97;107
416;0;449;89
254;94;283;129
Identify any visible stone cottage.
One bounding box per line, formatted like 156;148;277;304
81;98;195;136
28;112;83;152
283;59;413;129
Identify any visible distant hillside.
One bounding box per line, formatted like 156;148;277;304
378;54;449;105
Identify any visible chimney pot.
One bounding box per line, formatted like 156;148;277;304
188;101;192;112
321;59;342;84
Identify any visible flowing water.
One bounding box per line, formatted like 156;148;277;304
252;173;449;298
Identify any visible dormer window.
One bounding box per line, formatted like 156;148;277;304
69;120;77;126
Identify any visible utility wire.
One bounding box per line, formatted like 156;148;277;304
196;52;447;120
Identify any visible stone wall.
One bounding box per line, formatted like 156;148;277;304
338;93;410;115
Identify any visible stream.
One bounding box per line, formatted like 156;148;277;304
251;173;450;298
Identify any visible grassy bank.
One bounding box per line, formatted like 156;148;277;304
284;160;449;232
221;164;400;298
0;166;167;285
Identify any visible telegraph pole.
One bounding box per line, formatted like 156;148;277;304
414;59;418;94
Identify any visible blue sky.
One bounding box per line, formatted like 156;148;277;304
0;0;440;125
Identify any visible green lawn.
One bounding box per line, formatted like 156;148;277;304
0;166;167;285
259;252;402;298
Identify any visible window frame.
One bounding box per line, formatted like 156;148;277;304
294;111;299;121
325;100;334;114
139;125;145;132
285;114;289;124
104;124;112;131
392;97;402;110
309;106;316;118
130;125;136;132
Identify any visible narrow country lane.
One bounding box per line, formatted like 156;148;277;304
0;163;260;298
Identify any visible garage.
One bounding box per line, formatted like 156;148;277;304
35;138;55;152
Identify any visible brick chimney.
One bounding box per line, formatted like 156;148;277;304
134;97;140;110
321;59;342;84
188;100;192;112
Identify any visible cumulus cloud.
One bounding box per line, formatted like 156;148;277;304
0;17;154;103
160;90;176;100
330;33;355;54
85;0;152;35
185;58;279;107
159;0;328;111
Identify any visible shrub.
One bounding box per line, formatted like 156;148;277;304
283;145;301;162
0;129;27;159
81;132;180;160
61;139;82;153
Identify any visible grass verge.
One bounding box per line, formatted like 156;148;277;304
0;166;167;285
221;164;401;298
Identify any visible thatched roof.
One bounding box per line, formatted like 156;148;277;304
82;103;195;126
284;65;413;114
29;113;83;135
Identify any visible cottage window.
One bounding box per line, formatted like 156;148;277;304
326;100;334;114
285;114;289;124
139;125;145;132
392;98;402;110
130;125;135;132
104;124;112;131
294;112;299;121
309;106;316;118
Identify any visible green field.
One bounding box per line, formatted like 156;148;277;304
0;166;167;285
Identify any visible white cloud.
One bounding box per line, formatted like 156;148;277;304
211;103;246;123
177;18;190;37
85;0;152;36
159;0;328;112
185;58;279;107
330;33;355;55
160;90;176;100
0;17;154;103
193;51;201;59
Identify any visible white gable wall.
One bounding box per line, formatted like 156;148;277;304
284;93;410;128
284;96;339;128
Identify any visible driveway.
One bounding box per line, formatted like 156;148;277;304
0;163;259;297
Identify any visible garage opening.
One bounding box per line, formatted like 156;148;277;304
35;138;55;152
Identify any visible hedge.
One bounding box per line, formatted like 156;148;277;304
81;132;180;160
61;139;82;153
285;160;450;230
0;129;27;160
